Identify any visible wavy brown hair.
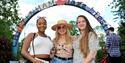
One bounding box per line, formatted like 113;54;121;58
77;15;97;58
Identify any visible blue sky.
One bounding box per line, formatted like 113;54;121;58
18;0;119;42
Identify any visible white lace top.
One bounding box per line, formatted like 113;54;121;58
73;32;99;63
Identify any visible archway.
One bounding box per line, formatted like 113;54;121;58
12;0;109;58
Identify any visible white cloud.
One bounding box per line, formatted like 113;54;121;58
18;5;34;17
76;0;113;16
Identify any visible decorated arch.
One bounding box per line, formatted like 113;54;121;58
12;0;109;57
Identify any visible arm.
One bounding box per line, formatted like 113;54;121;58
21;33;40;63
50;40;56;58
84;49;97;63
106;36;112;49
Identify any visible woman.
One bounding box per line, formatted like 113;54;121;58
21;17;53;63
73;15;99;63
51;20;73;63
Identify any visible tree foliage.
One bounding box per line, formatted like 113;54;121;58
0;36;12;63
0;0;20;40
118;23;125;63
69;20;79;36
111;0;125;22
112;0;125;63
0;0;20;62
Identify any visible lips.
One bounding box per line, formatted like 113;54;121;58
80;24;84;27
39;27;46;31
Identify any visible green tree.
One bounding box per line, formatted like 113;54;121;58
118;23;125;63
0;0;20;62
0;36;12;63
69;20;79;36
0;0;20;40
17;38;25;60
94;26;106;63
111;0;125;63
111;0;125;22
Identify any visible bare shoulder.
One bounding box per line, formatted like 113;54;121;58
27;33;36;39
28;32;34;36
22;33;36;51
23;33;36;43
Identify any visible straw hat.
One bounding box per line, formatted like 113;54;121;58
51;20;73;31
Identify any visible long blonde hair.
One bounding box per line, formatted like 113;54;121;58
77;15;97;58
53;27;72;45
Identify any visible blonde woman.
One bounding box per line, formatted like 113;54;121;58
51;20;73;63
73;15;99;63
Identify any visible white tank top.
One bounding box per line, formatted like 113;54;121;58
29;35;53;55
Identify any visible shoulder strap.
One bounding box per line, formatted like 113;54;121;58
32;33;36;58
47;36;51;40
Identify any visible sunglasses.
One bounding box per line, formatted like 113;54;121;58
57;26;66;29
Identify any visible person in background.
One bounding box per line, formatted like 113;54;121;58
51;20;73;63
106;27;121;63
21;17;53;63
73;15;99;63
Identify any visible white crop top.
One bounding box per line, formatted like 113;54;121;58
29;35;53;55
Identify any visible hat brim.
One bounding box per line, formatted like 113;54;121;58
51;23;72;31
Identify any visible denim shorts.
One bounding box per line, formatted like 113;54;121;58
51;57;73;63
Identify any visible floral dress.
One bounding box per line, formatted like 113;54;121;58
55;41;73;57
51;40;73;63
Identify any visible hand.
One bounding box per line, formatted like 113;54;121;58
33;59;44;63
84;61;90;63
84;58;91;63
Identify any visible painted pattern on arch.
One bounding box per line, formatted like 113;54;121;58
12;0;109;57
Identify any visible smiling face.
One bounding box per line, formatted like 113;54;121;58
57;24;67;35
37;18;47;32
77;17;87;31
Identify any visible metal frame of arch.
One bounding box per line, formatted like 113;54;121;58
12;0;109;58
